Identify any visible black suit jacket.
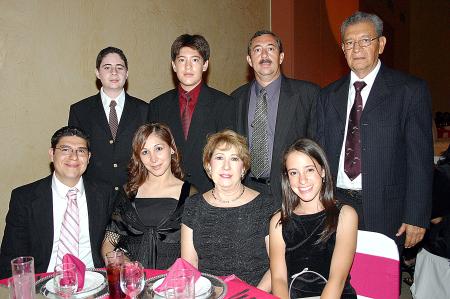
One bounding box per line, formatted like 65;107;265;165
0;175;115;278
148;84;235;192
68;93;148;190
316;64;434;240
232;76;319;201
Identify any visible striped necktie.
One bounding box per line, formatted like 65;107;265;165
57;188;79;263
251;88;270;179
109;100;119;140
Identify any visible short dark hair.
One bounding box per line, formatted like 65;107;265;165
51;126;90;150
248;30;283;55
171;34;210;61
341;11;383;40
96;47;128;69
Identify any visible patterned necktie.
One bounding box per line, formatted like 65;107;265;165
181;94;191;140
57;188;79;263
109;100;119;140
344;81;366;180
251;88;269;179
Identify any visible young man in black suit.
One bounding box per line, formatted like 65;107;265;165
232;30;319;202
0;126;115;278
148;34;235;192
68;47;148;192
316;11;433;247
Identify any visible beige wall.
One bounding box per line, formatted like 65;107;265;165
0;0;270;240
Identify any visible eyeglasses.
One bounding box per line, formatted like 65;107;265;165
100;64;127;73
342;36;379;50
55;146;89;157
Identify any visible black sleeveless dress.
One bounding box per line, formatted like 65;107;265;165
106;181;191;269
282;209;356;298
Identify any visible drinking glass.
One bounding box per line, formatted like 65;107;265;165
164;270;195;299
53;263;78;298
10;256;36;299
120;261;144;299
106;250;126;299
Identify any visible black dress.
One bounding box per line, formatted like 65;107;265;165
283;209;356;298
182;193;276;286
105;181;191;269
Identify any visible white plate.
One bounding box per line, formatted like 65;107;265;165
44;271;106;298
152;275;212;298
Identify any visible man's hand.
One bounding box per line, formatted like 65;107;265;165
396;223;426;248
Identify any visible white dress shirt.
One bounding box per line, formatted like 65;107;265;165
336;60;381;190
47;174;94;271
100;87;125;123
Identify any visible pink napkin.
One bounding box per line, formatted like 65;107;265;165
62;254;86;291
155;258;201;293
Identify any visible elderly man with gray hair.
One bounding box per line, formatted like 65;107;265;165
316;11;433;250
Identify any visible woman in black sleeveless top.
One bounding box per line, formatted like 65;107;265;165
269;139;357;298
101;123;196;269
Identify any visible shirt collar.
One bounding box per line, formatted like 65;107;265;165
52;172;85;199
178;81;202;100
255;75;282;100
100;87;125;110
350;59;381;89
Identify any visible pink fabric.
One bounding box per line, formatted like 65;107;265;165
350;252;400;299
154;258;201;292
62;253;86;291
223;275;277;299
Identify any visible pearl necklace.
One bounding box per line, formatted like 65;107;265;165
211;186;246;204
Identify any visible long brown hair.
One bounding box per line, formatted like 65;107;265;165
125;123;183;197
279;138;339;243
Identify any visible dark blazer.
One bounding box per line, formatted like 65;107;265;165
316;64;434;240
148;84;235;192
232;76;319;201
68;93;148;190
0;175;115;278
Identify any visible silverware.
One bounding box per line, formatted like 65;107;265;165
228;288;249;299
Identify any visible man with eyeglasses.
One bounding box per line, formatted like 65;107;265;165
68;47;148;192
0;126;115;278
232;30;319;202
317;11;433;249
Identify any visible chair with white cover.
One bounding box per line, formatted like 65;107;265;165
350;230;400;299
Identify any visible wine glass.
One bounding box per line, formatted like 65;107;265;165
53;263;78;298
120;261;144;299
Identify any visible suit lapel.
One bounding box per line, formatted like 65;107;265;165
31;176;54;262
236;84;251;136
166;91;185;149
330;75;351;126
362;65;391;115
92;93;111;136
116;93;134;138
184;85;211;158
84;179;101;252
272;77;295;169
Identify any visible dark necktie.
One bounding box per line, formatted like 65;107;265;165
251;88;269;179
181;94;191;140
109;100;119;140
344;81;366;180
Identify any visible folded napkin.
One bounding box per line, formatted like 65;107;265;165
155;258;201;293
62;254;86;291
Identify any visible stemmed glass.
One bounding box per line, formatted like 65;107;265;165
120;261;145;299
53;263;78;298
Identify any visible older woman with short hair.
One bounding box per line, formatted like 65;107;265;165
181;129;275;291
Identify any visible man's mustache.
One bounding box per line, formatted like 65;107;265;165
259;59;272;64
